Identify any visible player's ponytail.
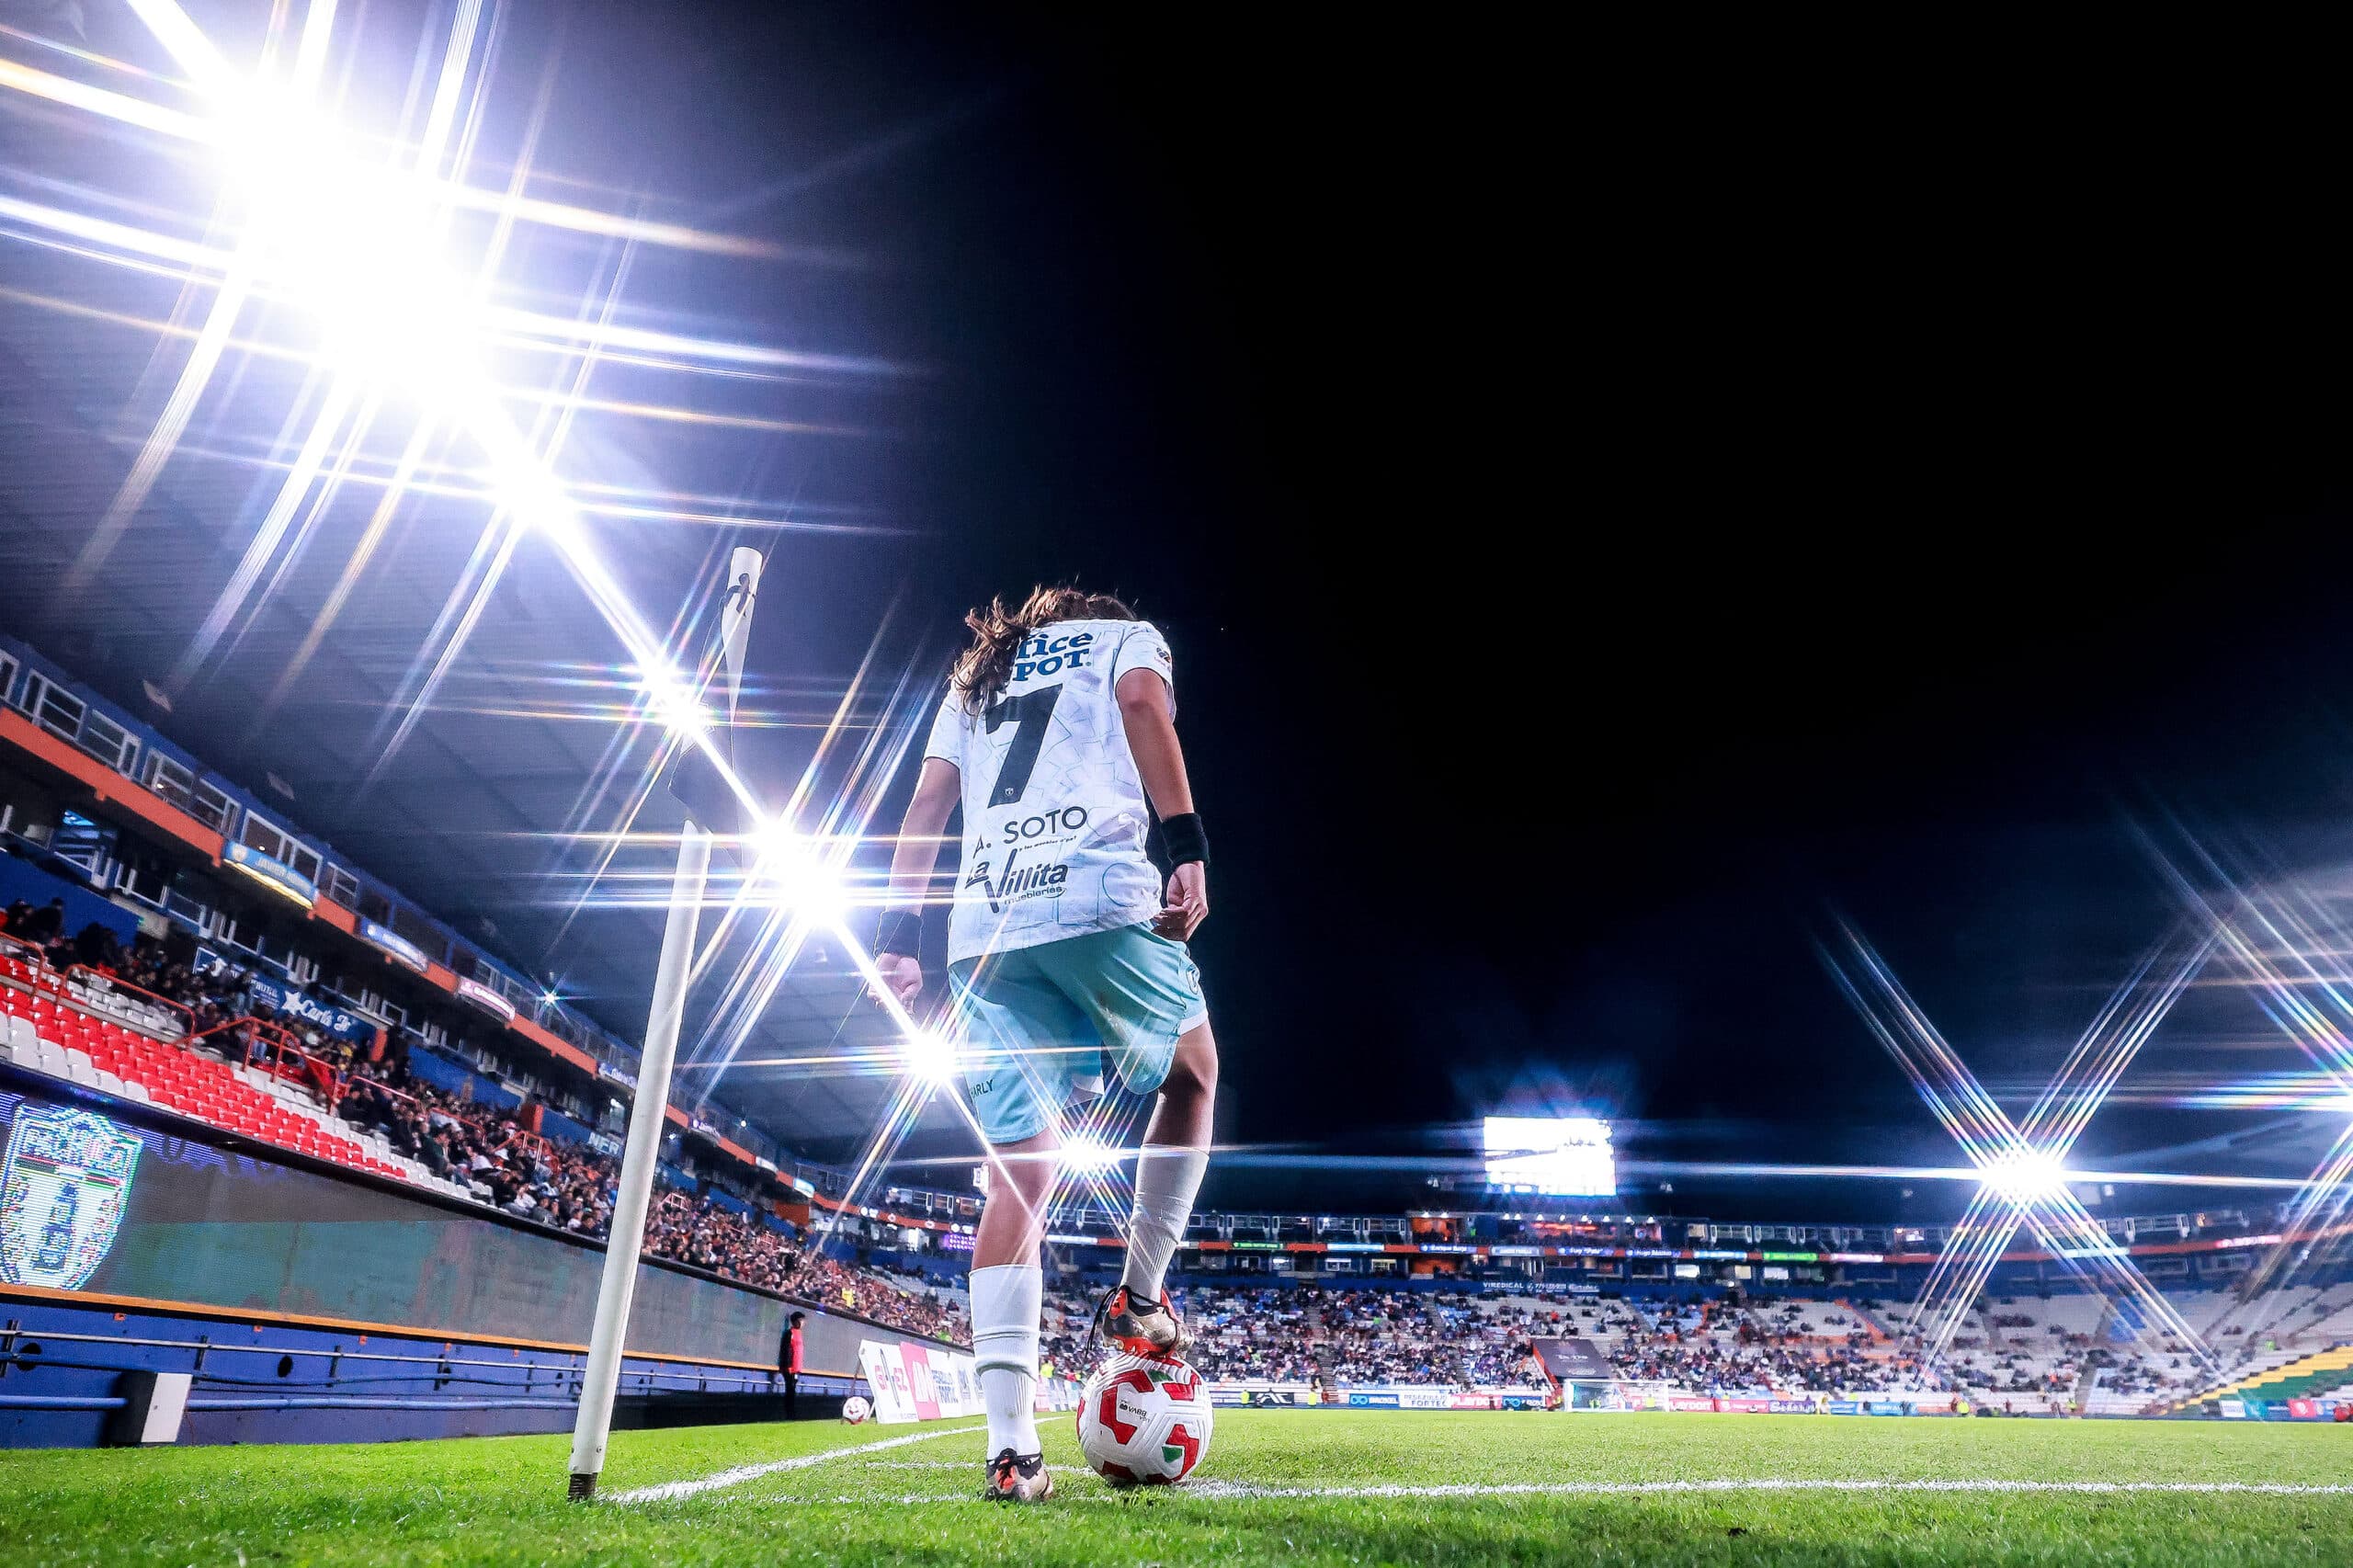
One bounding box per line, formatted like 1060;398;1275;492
952;584;1136;710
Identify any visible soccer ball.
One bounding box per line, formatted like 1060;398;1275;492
1074;1353;1212;1486
839;1394;872;1425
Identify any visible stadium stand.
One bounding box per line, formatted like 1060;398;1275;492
1139;1278;2353;1406
0;917;970;1344
11;888;2344;1409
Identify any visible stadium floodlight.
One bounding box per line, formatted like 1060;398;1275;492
1060;1136;1124;1174
745;818;848;923
1978;1151;2069;1206
897;1031;961;1086
641;677;713;739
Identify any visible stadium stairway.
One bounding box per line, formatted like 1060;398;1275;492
0;981;422;1186
1840;1299;1895;1346
2165;1344;2353;1413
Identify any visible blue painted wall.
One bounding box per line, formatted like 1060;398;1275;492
0;852;142;946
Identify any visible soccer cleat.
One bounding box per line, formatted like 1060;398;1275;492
1095;1283;1192;1358
983;1448;1054;1503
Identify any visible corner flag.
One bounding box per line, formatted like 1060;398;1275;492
668;545;765;837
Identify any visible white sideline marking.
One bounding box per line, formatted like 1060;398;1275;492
605;1423;985;1504
1180;1478;2353;1502
751;1477;2353;1506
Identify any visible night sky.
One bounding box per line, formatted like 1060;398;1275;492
639;9;2353;1219
529;5;2353;1217
24;5;2353;1221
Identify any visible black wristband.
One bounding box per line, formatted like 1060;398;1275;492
875;909;923;960
1160;812;1209;868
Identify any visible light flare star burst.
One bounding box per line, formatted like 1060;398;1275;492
2137;828;2353;1311
1820;921;2216;1373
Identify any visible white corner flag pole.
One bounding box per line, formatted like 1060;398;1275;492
567;546;763;1501
564;821;708;1499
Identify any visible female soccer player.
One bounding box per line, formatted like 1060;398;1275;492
873;585;1216;1503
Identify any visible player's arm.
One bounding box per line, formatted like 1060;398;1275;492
1116;666;1209;939
872;756;960;1006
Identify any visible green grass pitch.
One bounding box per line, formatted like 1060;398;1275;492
5;1411;2349;1566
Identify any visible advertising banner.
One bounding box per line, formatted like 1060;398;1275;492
1346;1392;1400;1408
358;920;429;973
1668;1396;1719;1413
898;1343;941;1421
243;973;377;1045
2288;1399;2320;1420
1567;1384;1658;1413
1209;1384;1310;1408
454;977;517;1023
943;1352;977;1417
222;840;316;907
1449;1392;1501;1410
893;1345;974;1418
859;1341;917;1423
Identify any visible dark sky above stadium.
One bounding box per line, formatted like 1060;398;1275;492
628;6;2353;1219
291;3;2353;1198
14;5;2350;1221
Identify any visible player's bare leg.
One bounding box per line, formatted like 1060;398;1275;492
972;1129;1057;1502
1101;1019;1217;1357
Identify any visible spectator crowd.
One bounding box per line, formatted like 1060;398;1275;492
1156;1284;1951;1395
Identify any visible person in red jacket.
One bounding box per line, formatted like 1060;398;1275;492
780;1310;805;1417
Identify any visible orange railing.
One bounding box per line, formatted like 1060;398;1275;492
57;964;194;1039
347;1072;420;1109
193;1014;346;1107
346;1071;551;1160
0;927;52;983
0;936;200;1042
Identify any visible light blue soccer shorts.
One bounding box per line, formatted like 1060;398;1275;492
946;924;1208;1146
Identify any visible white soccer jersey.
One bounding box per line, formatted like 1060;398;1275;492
923;618;1173;962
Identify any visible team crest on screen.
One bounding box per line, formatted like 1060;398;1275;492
0;1103;142;1290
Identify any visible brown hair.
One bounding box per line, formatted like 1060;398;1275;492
951;585;1136;710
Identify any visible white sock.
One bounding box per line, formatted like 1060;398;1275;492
970;1262;1041;1455
1120;1145;1208;1302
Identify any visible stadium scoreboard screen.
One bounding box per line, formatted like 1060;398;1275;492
0;1079;783;1363
1482;1116;1616;1197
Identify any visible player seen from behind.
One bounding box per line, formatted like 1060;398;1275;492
873;585;1216;1503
